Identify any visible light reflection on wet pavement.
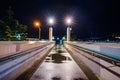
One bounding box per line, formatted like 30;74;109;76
30;46;88;80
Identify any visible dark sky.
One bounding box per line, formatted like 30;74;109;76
0;0;119;39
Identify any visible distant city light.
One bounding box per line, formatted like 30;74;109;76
52;36;55;40
28;41;36;44
115;36;120;39
57;37;59;40
62;37;65;40
16;34;21;40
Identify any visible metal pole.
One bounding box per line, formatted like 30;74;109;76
67;27;70;42
49;26;53;41
39;27;41;40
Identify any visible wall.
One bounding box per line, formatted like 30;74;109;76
75;42;120;60
0;41;46;58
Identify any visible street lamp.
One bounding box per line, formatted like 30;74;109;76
65;17;73;42
48;17;55;41
34;21;41;40
48;18;54;25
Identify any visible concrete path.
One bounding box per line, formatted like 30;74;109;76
30;46;88;80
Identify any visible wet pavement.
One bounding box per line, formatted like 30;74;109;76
30;46;88;80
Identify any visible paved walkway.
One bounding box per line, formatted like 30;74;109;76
30;46;88;80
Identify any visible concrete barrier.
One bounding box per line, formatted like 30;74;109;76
0;41;46;58
0;44;16;58
78;44;100;52
73;42;120;60
66;43;120;80
100;46;120;60
0;44;53;80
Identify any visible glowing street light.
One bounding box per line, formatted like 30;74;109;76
65;17;73;42
48;18;54;25
34;21;41;40
48;17;55;25
66;17;72;25
34;22;40;27
47;17;55;41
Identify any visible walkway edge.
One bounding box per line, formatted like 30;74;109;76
65;45;100;80
15;46;54;80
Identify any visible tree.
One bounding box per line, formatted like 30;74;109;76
15;24;27;40
1;6;28;41
5;26;12;40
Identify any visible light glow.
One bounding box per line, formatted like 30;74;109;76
65;16;73;26
34;21;41;28
48;17;55;25
66;18;72;24
28;41;36;44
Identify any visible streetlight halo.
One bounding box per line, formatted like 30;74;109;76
48;17;55;25
66;18;72;24
49;18;54;24
33;20;41;40
34;21;41;28
65;16;73;26
35;22;40;26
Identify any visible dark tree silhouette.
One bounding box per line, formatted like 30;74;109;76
0;6;27;41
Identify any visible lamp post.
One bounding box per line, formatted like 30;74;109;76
48;17;55;41
65;17;72;42
34;21;41;40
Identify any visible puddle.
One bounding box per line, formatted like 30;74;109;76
52;77;61;80
45;48;72;63
73;77;85;80
56;49;66;53
45;53;72;63
54;46;66;53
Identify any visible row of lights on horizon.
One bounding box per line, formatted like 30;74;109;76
33;16;73;40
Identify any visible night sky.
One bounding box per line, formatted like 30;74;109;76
0;0;119;39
